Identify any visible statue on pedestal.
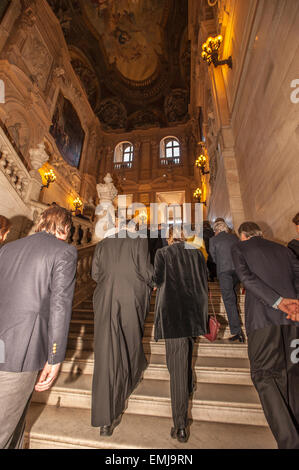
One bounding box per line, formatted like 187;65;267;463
94;173;118;241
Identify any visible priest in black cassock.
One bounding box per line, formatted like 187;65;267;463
91;224;153;436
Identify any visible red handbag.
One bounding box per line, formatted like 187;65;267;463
204;291;221;342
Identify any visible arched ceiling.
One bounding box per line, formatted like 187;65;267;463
47;0;190;132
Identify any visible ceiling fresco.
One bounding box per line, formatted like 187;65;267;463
82;0;166;82
47;0;190;131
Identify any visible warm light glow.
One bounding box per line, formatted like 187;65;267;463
195;154;207;168
41;169;56;188
139;210;148;223
193;188;202;199
201;35;223;65
73;197;83;211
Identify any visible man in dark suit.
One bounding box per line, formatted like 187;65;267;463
0;205;77;449
203;220;217;281
232;221;299;449
153;226;209;443
209;220;244;342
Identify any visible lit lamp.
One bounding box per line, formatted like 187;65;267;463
73;197;83;212
193;188;206;206
195;154;210;175
41;169;56;189
201;35;232;68
139;210;148;225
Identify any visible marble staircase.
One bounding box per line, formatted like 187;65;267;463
25;283;276;449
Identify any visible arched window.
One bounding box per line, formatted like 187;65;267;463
114;141;134;169
160;137;181;165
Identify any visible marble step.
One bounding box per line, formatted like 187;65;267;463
68;321;246;342
143;339;249;358
61;351;251;385
72;305;245;320
25;403;276;449
32;373;266;426
66;334;248;358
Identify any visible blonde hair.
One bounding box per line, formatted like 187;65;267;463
35;205;72;237
0;215;11;242
213;221;229;234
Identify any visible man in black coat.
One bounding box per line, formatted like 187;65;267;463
91;225;153;436
209;220;244;342
153;226;209;443
203;220;217;281
232;221;299;449
0;205;77;449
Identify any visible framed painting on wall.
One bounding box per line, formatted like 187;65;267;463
50;92;85;168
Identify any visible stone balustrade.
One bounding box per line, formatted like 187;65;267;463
68;215;94;247
0;131;31;201
73;243;97;307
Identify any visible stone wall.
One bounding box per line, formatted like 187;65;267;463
0;0;100;223
190;0;299;242
229;0;299;242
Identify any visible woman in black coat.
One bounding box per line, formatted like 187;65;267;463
153;226;209;443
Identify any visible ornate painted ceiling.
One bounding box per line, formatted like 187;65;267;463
47;0;190;132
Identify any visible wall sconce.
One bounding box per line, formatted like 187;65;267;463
201;35;232;68
193;188;207;206
195;154;210;175
139;210;148;224
41;169;56;189
73;197;83;212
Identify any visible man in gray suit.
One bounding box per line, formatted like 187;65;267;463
209;220;244;342
0;205;77;449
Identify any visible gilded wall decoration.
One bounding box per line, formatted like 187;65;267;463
128;109;160;130
46;0;73;36
180;30;191;87
71;58;100;111
21;30;53;91
50;92;85;168
97;98;127;130
164;89;189;123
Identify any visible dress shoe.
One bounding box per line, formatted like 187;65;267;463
100;413;123;437
100;425;113;436
229;333;245;343
171;427;189;443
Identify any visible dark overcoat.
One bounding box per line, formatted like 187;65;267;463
232;236;299;335
91;230;153;427
153;242;209;340
209;231;239;276
0;231;77;372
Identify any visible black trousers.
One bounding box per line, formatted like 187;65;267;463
165;337;194;429
218;270;242;335
248;325;299;449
